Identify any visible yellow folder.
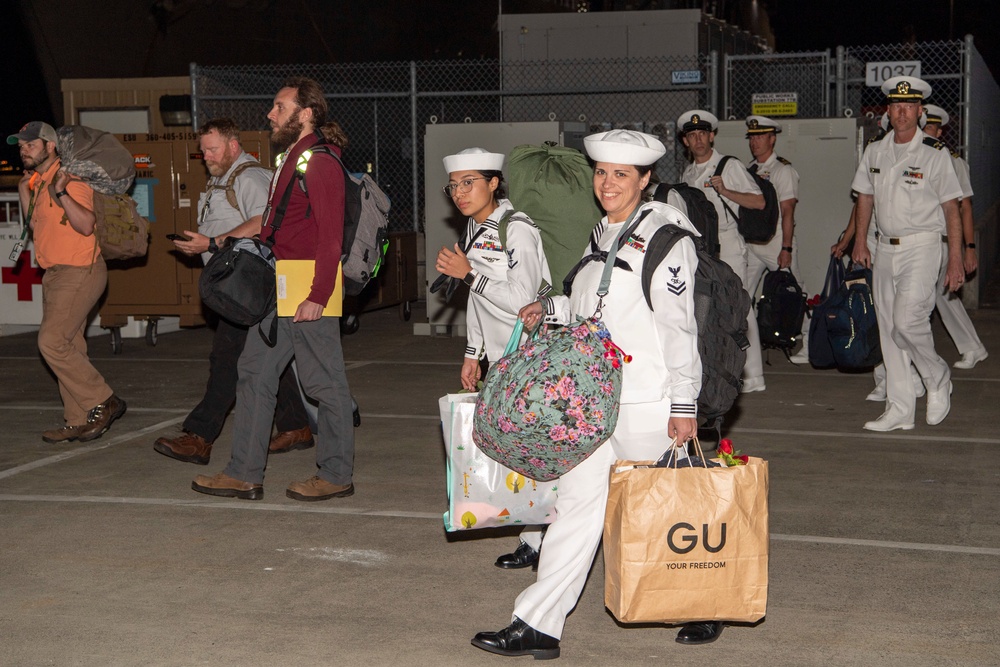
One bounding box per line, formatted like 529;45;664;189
275;259;343;317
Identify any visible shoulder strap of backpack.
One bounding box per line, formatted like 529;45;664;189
223;161;264;212
641;224;690;311
496;210;516;248
711;156;741;223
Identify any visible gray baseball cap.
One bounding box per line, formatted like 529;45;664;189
7;121;57;145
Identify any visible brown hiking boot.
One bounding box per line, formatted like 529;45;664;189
77;395;127;442
286;475;354;501
268;426;314;454
191;472;263;500
154;432;213;465
41;424;86;444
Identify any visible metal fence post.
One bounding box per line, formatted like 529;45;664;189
710;50;719;117
835;46;845;118
189;62;199;130
410;61;419;234
963;34;973;161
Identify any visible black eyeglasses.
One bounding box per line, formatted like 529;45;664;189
442;177;488;197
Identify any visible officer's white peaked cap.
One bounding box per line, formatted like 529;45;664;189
443;147;505;174
881;76;932;101
745;115;781;137
923;104;950;127
677;110;719;134
584;129;666;166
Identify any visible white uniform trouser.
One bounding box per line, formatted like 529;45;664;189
512;399;674;639
719;226;762;380
936;238;984;355
746;234;809;352
873;232;950;422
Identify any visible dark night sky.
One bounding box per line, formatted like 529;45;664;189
3;0;996;145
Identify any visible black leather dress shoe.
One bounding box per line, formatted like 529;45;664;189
495;541;540;570
472;618;560;660
676;621;725;645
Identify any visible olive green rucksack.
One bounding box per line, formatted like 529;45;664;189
501;143;601;296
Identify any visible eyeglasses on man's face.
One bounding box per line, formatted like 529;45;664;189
442;177;488;197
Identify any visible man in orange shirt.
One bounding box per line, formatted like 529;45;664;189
10;121;126;443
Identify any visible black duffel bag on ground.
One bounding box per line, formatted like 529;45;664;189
199;237;277;326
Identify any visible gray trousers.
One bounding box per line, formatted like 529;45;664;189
224;313;354;486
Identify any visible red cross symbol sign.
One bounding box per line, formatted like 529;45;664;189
2;251;45;301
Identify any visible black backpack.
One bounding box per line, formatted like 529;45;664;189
755;269;807;354
713;156;780;243
640;225;751;431
649;182;720;257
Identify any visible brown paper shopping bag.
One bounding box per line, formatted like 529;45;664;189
603;453;769;624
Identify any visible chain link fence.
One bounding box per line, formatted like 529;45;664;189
192;54;714;234
193;37;998;302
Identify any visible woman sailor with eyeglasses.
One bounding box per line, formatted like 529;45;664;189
434;147;551;392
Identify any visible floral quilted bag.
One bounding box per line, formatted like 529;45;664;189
472;212;640;482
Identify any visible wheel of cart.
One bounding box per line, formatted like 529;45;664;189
340;313;360;335
145;318;159;346
110;327;123;355
399;300;412;321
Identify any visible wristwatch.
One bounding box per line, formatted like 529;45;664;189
463;271;476;286
966;243;976;249
208;237;219;253
781;246;793;253
55;189;68;199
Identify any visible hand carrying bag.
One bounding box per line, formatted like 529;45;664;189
472;212;643;482
440;393;558;531
604;440;769;624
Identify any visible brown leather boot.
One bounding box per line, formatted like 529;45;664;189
77;395;127;442
286;475;354;501
41;424;86;444
268;426;314;454
191;472;263;500
154;432;213;465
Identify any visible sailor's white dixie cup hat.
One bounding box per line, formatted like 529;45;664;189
583;129;666;166
443;147;505;174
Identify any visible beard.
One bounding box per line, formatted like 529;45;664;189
270;109;304;153
205;150;236;178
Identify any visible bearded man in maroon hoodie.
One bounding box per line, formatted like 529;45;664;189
192;77;356;502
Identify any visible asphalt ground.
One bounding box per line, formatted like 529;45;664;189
1;305;998;666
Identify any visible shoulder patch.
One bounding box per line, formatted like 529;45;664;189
950;149;961;159
776;156;792;166
922;137;947;151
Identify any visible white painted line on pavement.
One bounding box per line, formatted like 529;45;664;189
0;416;185;481
0;493;996;557
729;426;1000;444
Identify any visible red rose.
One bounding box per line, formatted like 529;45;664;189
718;439;734;455
735;454;749;464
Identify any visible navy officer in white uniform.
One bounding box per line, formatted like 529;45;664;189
471;129;708;659
851;77;964;431
678;109;767;392
921;104;989;370
743;115;810;363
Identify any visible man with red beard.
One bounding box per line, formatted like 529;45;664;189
154;118;313;466
192;78;356;501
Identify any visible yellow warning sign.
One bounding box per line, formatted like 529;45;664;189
751;101;798;117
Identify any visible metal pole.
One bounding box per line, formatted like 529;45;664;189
373;99;379;181
189;62;199;130
411;62;419;234
709;50;719;117
498;0;504;122
962;35;972;161
835;45;845;118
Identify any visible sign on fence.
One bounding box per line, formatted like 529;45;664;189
865;61;921;87
751;92;798;117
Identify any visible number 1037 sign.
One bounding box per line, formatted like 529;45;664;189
866;61;921;87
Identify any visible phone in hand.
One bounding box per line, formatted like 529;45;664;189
165;233;187;241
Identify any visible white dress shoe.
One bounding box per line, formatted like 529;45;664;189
866;384;887;402
953;348;988;370
926;381;953;425
741;376;766;393
864;411;915;432
789;350;810;365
